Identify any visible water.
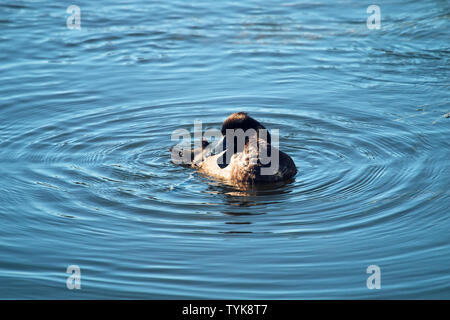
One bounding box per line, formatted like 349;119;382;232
0;0;449;299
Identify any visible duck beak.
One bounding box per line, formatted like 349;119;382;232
215;135;232;169
216;135;227;154
205;135;226;156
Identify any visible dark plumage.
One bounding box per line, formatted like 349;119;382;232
171;112;297;187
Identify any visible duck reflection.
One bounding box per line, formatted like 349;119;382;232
203;176;295;215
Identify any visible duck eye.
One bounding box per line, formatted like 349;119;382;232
178;151;183;157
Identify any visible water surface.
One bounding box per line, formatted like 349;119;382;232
0;0;449;298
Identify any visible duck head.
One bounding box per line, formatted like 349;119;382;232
217;112;271;169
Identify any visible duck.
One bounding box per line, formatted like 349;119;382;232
171;112;297;187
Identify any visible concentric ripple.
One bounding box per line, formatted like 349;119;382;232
1;0;449;299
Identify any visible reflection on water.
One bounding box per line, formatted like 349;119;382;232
207;179;294;212
0;0;449;298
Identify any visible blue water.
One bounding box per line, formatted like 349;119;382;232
1;0;449;299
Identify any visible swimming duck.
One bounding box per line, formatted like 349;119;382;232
171;112;297;186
